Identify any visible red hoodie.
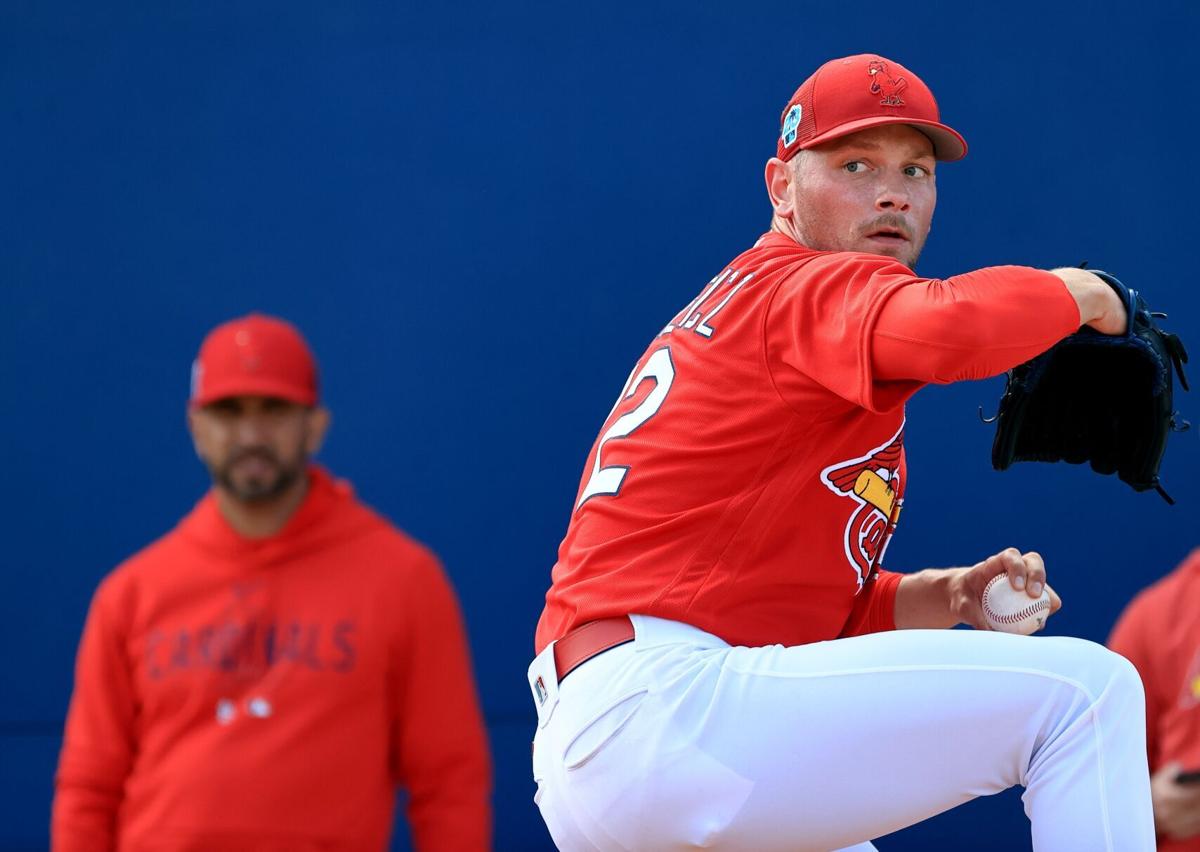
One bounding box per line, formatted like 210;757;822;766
53;467;491;851
1110;548;1200;852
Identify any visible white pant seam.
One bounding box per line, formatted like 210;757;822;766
1092;706;1113;852
720;661;1100;702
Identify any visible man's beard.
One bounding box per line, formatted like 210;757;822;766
209;447;305;504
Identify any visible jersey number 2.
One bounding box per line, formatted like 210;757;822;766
576;347;675;509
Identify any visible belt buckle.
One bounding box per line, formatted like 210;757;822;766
527;640;560;729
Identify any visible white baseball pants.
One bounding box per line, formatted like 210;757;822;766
528;615;1153;851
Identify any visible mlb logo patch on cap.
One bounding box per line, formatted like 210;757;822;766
781;104;802;149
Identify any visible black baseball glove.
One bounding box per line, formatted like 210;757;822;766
989;270;1190;502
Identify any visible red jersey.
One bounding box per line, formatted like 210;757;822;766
1109;549;1200;852
537;232;1080;652
53;467;491;852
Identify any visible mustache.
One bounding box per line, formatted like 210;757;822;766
861;214;912;241
226;447;282;467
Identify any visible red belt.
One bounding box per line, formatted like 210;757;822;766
554;616;635;682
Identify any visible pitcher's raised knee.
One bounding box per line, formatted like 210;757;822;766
1038;636;1145;706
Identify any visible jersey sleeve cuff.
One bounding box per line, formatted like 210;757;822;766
872;568;904;632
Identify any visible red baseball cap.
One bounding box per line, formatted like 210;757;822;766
777;54;966;162
189;314;319;408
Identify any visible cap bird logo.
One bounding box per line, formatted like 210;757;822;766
867;60;907;107
820;421;905;587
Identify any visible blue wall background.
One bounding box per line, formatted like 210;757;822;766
3;1;1197;849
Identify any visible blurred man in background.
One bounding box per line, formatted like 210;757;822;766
1111;548;1200;850
52;314;491;851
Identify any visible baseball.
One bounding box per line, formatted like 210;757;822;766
982;574;1052;635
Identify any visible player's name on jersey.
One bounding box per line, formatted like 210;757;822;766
661;268;753;339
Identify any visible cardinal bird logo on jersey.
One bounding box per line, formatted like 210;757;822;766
820;421;906;587
867;60;907;107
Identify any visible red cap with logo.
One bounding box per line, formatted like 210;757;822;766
777;54;967;162
189;314;319;408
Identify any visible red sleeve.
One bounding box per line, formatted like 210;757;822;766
391;552;492;852
838;569;903;637
872;266;1080;383
52;578;136;852
1108;591;1161;767
766;256;1080;414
